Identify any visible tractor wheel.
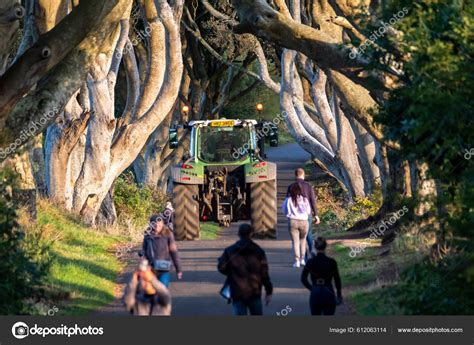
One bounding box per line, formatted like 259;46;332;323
250;180;277;239
173;183;200;241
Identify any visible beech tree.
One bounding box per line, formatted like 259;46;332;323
198;0;383;198
0;0;437;228
0;0;184;226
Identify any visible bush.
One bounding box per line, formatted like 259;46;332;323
0;169;51;314
380;252;474;315
114;172;168;229
315;180;382;231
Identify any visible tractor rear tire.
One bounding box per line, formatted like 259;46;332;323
250;180;277;239
173;183;200;241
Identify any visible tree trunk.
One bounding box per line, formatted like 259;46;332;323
45;95;90;207
0;0;24;74
349;117;380;194
72;50;120;224
71;0;183;226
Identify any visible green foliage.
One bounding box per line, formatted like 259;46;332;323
0;169;51;314
222;75;280;121
316;180;383;231
369;253;474;315
349;195;383;220
378;0;473;183
114;172;169;228
221;63;295;144
377;0;474;241
372;0;474;314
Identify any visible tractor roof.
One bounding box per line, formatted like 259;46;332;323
188;119;258;127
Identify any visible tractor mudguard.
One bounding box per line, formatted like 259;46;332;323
245;161;277;183
171;166;205;185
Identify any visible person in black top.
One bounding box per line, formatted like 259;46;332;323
218;224;273;315
301;237;342;315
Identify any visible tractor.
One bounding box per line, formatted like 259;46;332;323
168;119;279;240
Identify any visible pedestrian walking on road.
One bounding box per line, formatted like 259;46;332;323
282;182;311;267
123;259;172;315
218;224;273;315
141;214;183;288
301;237;343;315
287;168;320;261
163;202;175;231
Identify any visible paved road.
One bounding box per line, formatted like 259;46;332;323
98;143;355;316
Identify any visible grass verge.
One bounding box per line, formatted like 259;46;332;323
200;221;221;240
24;200;126;315
329;241;379;287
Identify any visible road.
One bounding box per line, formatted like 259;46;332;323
98;143;355;316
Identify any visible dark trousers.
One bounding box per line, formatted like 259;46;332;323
232;297;263;315
136;294;158;316
310;286;336;315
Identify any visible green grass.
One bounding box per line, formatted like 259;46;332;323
345;244;425;315
321;228;365;239
351;288;402;315
35;201;125;315
329;242;379;287
200;222;221;240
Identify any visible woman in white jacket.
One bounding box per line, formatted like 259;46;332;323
282;183;312;267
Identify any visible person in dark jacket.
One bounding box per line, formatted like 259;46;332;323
141;214;183;288
218;224;273;315
301;237;343;315
287;168;320;260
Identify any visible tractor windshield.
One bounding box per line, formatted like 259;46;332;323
198;126;251;163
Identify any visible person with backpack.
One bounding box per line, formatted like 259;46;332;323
287;168;320;261
218;224;273;315
141;214;183;287
282;182;312;267
123;259;172;315
301;237;343;315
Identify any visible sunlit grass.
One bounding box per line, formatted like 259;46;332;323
200;221;221;240
32;200;125;315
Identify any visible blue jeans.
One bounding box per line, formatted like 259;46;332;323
305;219;314;260
157;272;170;288
232;298;263;315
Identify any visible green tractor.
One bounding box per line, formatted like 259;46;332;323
168;119;279;240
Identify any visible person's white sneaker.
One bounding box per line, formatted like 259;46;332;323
293;261;300;268
300;259;306;266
